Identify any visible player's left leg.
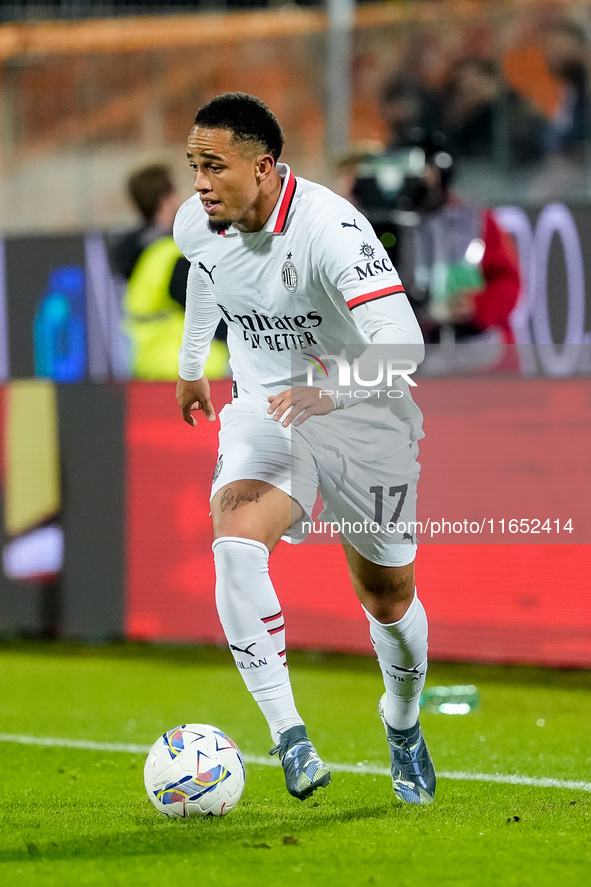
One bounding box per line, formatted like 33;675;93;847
343;544;436;805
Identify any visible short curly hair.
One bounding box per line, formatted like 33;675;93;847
194;93;284;162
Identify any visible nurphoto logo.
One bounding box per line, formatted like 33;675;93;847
303;353;418;400
304;354;417;388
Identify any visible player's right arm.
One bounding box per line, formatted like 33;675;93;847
176;262;221;426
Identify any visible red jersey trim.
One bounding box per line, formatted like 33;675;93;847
272;171;297;233
347;285;405;310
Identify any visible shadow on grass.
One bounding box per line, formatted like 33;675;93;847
1;798;413;863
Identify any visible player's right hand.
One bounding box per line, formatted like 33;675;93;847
176;375;216;426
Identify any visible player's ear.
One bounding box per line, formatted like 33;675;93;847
255;154;275;183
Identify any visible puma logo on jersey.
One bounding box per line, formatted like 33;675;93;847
342;219;361;231
198;261;216;284
230;643;257;657
390;664;424;674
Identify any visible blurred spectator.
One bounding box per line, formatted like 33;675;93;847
379;75;438;150
110;163;185;280
109;163;228;380
332;141;384;204
437;58;545;167
352;132;521;371
542;19;590;157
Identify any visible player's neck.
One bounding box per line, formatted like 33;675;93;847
234;170;283;233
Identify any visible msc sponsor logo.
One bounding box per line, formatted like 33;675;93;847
355;257;393;280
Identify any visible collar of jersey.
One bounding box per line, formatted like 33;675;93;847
215;163;296;237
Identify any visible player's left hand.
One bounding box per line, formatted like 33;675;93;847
267;386;334;427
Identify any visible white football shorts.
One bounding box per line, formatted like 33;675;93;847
210;396;419;567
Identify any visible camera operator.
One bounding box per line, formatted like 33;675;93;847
352;132;521;371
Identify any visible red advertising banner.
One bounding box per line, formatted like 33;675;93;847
125;379;591;667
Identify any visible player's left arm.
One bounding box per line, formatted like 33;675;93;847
325;214;424;350
350;290;424;348
267;209;424;426
325;210;424;395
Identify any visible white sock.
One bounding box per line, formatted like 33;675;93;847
364;592;428;731
212;536;303;744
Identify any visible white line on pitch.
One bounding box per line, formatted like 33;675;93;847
0;733;589;794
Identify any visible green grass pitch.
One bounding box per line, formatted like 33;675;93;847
0;641;589;886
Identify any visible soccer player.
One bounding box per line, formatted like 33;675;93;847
174;93;435;805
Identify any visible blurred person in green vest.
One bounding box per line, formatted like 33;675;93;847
109;163;229;380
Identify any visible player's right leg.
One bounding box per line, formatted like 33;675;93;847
211;478;330;800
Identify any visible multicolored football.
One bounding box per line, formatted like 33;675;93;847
144;723;245;818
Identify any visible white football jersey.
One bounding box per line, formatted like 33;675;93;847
174;163;423;406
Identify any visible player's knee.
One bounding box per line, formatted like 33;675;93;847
366;597;413;624
213;536;269;592
213;535;269;564
359;574;416;624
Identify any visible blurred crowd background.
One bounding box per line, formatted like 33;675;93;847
1;1;591;659
1;0;591;234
